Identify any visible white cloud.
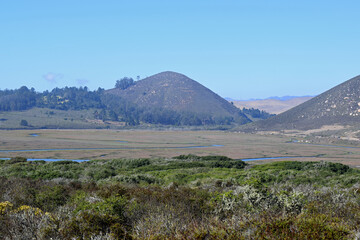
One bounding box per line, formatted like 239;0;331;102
76;78;89;86
43;72;63;84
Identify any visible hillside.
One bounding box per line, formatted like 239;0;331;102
1;72;279;128
247;75;360;131
105;71;252;125
232;96;313;114
107;71;242;117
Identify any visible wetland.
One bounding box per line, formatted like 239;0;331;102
1;129;360;166
1;129;360;239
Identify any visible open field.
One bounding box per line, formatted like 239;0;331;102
0;108;101;129
1;129;360;167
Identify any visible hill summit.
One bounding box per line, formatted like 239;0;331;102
249;75;360;130
107;71;250;123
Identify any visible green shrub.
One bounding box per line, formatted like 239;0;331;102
201;155;234;161
174;154;234;162
97;184;128;198
50;160;79;165
126;158;151;168
20;119;28;126
327;162;350;174
7;157;27;164
174;154;202;160
209;160;246;169
72;191;129;218
114;174;160;184
255;214;350;239
92;168;116;181
61;211;132;239
35;185;69;211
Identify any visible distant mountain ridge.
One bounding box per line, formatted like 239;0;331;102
265;95;314;101
247;75;360;130
231;96;313;114
226;95;313;101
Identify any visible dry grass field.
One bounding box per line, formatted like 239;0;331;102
1;129;360;167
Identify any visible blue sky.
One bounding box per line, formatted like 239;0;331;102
1;1;360;99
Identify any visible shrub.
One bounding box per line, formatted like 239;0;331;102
0;204;57;240
60;211;132;239
0;201;13;215
7;157;27;164
35;185;69;212
20;119;28;126
209;160;246;169
93;168;116;181
174;155;234;162
0;159;359;239
201;155;234;161
51;160;79;165
174;154;201;160
255;214;350;239
126;158;151;168
327;162;350;174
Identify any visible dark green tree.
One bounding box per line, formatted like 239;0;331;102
20;119;28;126
115;77;135;90
109;110;118;121
99;109;107;121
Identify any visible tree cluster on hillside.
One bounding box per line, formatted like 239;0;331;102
0;86;37;111
115;77;135;90
242;107;275;119
101;94;246;126
0;84;273;126
0;86;104;112
39;87;105;110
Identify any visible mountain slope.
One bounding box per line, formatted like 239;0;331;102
247;75;360;130
106;71;250;122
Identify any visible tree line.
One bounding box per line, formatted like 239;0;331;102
0;84;274;126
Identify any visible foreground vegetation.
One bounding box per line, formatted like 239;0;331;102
1;156;360;239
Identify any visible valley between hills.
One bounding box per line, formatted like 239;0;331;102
2;72;360;239
2;71;360;165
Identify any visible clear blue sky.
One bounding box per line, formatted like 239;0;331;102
1;1;360;99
